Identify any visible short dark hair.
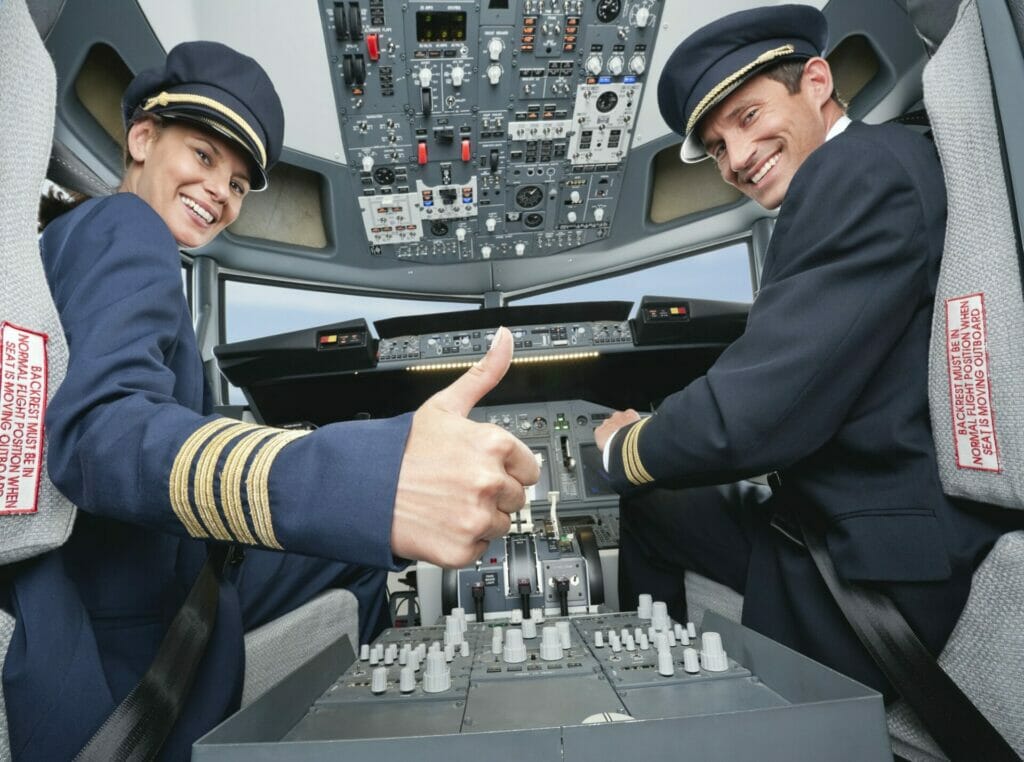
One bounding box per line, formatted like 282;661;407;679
760;60;847;109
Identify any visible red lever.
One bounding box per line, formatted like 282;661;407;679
366;33;380;61
417;141;428;165
461;138;471;162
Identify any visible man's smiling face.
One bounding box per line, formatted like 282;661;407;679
698;60;834;210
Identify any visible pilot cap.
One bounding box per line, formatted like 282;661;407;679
121;41;284;191
657;5;828;163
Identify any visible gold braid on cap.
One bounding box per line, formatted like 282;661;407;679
142;91;267;168
685;44;796;136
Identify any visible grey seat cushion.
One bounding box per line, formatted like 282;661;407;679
242;588;360;706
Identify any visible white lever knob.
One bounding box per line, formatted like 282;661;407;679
418;67;432;87
636;7;651;28
486;64;502;85
503;629;527;663
371;666;388;694
488;37;504;61
540;626;564;661
450;65;465;87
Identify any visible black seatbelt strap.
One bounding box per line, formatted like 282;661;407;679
798;514;1019;762
74;544;229;762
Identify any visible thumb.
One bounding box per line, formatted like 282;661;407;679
427;326;513;416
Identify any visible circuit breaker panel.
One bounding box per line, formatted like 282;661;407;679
321;0;662;263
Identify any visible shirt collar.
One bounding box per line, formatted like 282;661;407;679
826;114;852;142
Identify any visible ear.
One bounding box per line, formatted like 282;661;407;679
801;57;835;109
126;119;159;164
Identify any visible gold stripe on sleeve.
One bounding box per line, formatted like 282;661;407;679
623;417;655;486
169;418;239;538
245;429;311;550
193;421;260;541
221;427;279;546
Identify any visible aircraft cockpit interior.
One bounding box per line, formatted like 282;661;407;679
4;0;1024;759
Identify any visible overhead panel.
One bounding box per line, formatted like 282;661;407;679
322;0;663;264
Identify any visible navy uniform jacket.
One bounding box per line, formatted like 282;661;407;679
607;122;1006;668
4;193;409;758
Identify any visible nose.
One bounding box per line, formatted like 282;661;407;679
726;134;757;180
204;166;232;204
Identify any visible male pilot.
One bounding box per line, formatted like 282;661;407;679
595;5;1008;697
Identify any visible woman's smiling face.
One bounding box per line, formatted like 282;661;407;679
122;119;251;248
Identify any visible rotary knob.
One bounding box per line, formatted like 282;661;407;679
361;155;374;172
486;64;502;85
593;207;606;222
418;67;432;87
629;54;646;75
450;65;465;87
607;55;624;76
514;242;526;256
585;55;602;76
487;37;504;61
635;6;651;28
485;217;497;232
569;190;581;204
481;245;492;259
455;226;467;242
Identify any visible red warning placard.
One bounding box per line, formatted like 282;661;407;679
0;323;48;514
944;294;1000;472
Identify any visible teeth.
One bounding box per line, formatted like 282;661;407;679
181;195;213;223
751;153;780;184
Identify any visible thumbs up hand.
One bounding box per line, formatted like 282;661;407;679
391;328;540;567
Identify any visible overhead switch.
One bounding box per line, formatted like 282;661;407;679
417;142;428;165
487;37;505;61
461;138;471;162
486;64;502;85
451;65;466;87
366;33;380;61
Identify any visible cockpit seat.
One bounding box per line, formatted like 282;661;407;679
0;0;75;753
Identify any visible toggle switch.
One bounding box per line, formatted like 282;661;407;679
366;33;380;61
417;141;428;165
461;138;471;162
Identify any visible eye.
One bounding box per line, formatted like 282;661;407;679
194;148;211;165
230;179;248;197
742;108;758;126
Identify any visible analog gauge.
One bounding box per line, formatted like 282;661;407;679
516;185;544;209
596;91;619;113
373;166;395;185
596;0;622;23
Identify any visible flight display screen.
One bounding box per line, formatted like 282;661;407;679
416;11;467;42
579;443;615;497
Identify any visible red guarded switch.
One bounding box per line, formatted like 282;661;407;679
461;138;471;162
366;33;380;61
417;141;428;165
